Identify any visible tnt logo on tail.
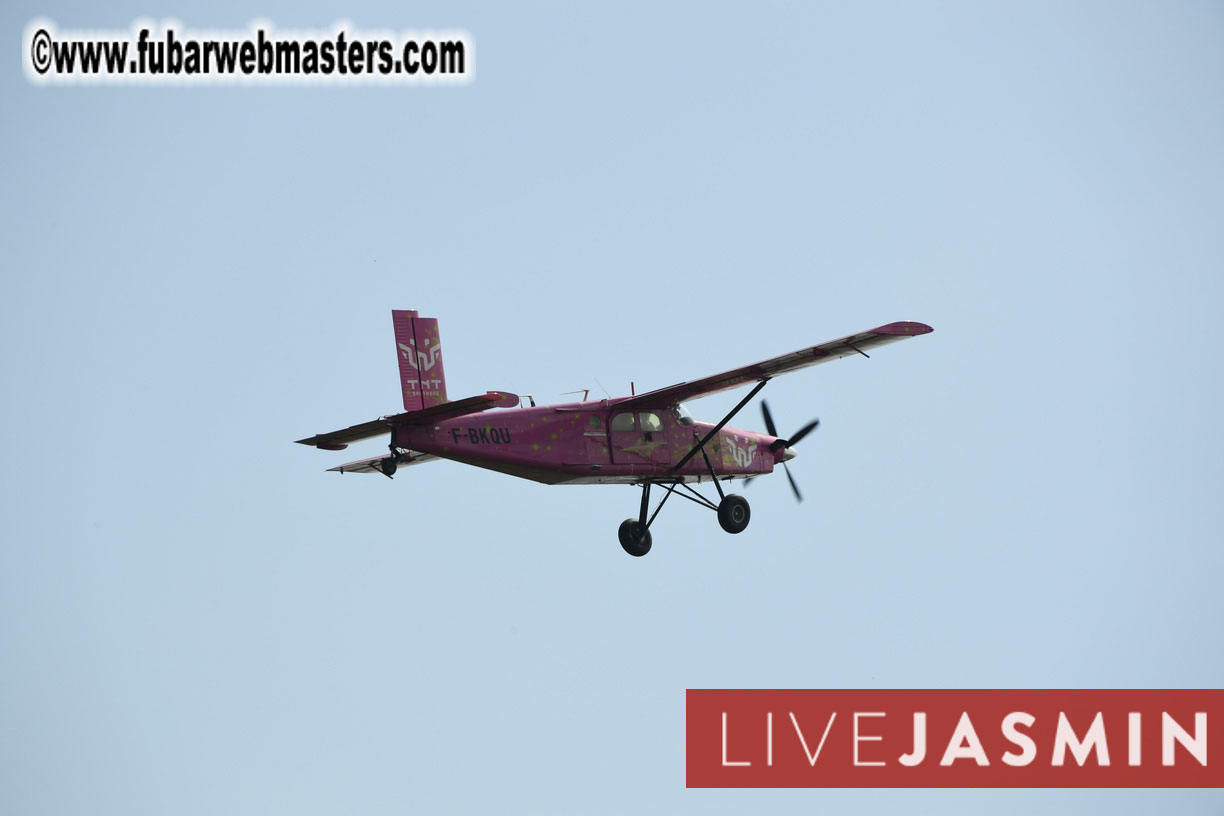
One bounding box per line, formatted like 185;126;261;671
399;338;443;372
392;310;449;410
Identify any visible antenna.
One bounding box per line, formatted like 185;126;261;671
594;378;611;399
561;389;590;402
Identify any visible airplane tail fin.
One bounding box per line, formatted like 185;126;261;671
392;310;448;411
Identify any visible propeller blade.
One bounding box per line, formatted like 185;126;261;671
782;461;802;502
761;400;778;438
761;400;812;501
787;418;820;447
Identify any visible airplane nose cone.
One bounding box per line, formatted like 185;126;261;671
782;447;798;463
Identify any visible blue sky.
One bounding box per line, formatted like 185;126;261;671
3;1;1222;813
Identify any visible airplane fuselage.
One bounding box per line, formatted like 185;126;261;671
391;399;784;485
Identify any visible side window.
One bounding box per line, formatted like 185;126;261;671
639;412;664;433
587;415;602;431
610;413;635;432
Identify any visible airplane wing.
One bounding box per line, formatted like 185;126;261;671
618;322;933;407
327;449;439;474
295;390;519;450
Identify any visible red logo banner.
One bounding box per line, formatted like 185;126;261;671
686;689;1221;787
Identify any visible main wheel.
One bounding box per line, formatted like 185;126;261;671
618;518;653;557
717;494;751;534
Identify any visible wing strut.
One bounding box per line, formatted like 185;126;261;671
670;379;769;472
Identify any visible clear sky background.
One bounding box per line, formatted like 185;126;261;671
3;1;1222;813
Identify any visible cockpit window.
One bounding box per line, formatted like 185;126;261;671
672;403;695;426
610;413;636;432
639;412;664;433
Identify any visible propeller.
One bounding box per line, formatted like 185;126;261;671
752;400;819;502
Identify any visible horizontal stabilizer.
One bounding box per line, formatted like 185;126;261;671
328;449;439;475
295;390;519;449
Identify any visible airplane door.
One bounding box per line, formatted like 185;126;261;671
609;410;671;465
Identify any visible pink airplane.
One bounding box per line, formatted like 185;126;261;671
296;310;933;556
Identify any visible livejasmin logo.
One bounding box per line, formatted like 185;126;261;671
686;690;1222;788
721;710;1204;768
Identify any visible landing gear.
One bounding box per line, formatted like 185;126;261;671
619;482;660;557
717;494;751;534
616;480;753;555
378;445;411;479
618;519;653;557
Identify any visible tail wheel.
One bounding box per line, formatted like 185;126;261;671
717;494;751;534
618;519;653;557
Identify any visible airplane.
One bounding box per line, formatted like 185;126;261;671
296;310;933;556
